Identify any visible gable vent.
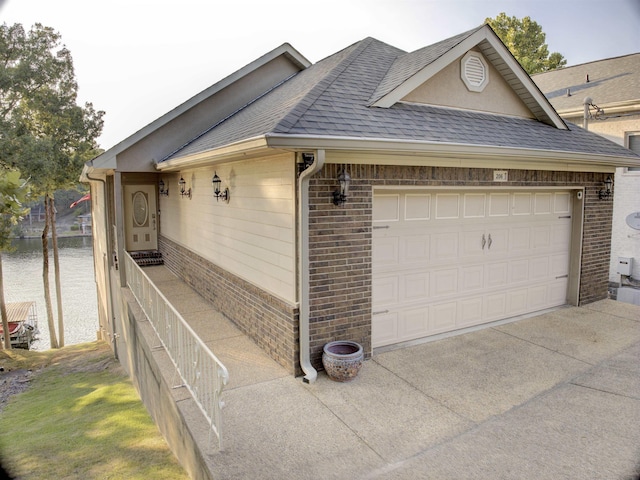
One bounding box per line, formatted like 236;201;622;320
461;52;489;92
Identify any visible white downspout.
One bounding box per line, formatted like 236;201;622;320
298;149;324;383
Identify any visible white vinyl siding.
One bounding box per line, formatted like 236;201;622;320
160;154;297;302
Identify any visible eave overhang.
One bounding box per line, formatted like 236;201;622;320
156;133;640;173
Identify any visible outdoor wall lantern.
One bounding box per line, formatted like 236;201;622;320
598;175;613;200
158;179;169;196
332;170;351;206
178;176;191;199
211;172;230;203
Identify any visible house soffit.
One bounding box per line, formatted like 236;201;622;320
371;25;567;130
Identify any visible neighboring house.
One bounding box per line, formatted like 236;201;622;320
82;24;640;383
533;54;640;291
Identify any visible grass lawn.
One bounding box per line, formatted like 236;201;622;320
0;341;189;479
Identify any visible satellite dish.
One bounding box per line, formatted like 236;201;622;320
626;212;640;230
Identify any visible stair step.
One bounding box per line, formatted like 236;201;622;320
130;251;164;267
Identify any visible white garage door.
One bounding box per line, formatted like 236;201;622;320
372;189;573;348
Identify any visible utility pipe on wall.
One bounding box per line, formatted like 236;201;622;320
583;97;592;130
297;149;325;383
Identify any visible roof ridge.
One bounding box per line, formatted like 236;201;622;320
270;37;379;135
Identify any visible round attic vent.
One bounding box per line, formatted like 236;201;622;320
461;52;488;92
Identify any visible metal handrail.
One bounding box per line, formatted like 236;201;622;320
124;252;229;450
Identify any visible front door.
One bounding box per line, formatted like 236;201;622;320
124;184;157;251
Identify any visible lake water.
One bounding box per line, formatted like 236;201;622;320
3;236;99;350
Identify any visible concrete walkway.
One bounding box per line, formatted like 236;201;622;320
143;266;640;480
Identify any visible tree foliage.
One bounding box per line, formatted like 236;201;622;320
0;22;104;348
486;13;567;74
0;168;30;349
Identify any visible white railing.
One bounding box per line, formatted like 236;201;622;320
124;252;229;450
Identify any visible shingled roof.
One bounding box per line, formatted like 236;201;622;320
533;53;640;113
165;27;639;163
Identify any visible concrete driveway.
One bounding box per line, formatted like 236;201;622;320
203;300;639;480
145;268;639;480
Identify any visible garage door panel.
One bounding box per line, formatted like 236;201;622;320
430;302;457;332
460;265;484;291
373;189;572;348
431;268;458;297
528;285;548;309
403;235;430;265
532;225;552;249
401;308;429;338
548;279;568;304
405;194;431;220
507;289;528;315
486;262;508;287
510;227;531;251
484;292;507;320
435;194;460;219
403;272;429;301
431;232;459;260
373;311;399;346
374;236;399;267
551;253;570;277
552;223;572;247
461;229;485;258
509;259;529;283
458;297;483;327
513;193;532;215
554;192;571;214
373;275;399;307
463;193;486;218
489;193;510;217
529;256;550;280
534;192;552;215
485;228;508;255
373;194;400;221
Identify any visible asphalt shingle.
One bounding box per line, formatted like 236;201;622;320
165;34;638;162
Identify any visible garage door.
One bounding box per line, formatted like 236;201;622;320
372;189;573;348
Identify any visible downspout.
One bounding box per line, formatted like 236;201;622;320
86;172;118;360
298;149;324;383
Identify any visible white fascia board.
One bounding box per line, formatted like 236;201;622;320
265;133;640;169
155;136;271;171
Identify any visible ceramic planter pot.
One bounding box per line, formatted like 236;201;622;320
322;340;363;382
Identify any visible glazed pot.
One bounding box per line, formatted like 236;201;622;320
322;340;363;382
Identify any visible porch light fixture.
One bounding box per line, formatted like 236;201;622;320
158;179;169;196
178;176;191;199
211;172;230;203
598;175;613;200
332;170;351;206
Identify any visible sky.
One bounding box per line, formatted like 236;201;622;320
1;0;639;150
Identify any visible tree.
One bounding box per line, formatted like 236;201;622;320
486;13;567;74
0;23;104;348
0;168;30;349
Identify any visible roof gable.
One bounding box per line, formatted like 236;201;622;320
370;24;567;129
85;43;310;172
